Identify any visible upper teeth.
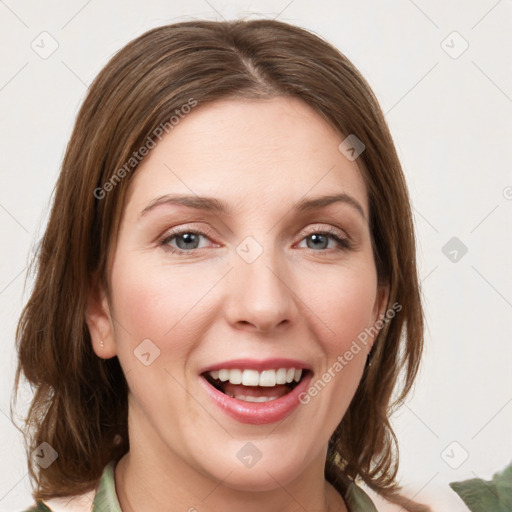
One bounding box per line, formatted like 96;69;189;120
208;368;303;387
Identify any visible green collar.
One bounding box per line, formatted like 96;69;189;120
91;462;122;512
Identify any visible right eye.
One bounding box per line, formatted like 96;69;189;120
159;228;217;254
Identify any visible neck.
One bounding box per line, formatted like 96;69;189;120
114;442;347;512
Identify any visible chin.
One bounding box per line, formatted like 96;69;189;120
220;463;303;493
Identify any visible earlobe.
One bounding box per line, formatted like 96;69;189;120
85;279;117;359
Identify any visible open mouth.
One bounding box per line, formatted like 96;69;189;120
202;368;309;403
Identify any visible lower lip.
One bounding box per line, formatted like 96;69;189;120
199;372;313;425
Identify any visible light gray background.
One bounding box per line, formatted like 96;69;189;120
1;1;511;510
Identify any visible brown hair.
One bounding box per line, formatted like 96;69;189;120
14;18;425;508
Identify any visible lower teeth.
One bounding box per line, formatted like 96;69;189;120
227;394;279;402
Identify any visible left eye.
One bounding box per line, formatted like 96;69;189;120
298;232;348;250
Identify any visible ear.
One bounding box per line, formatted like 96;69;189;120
368;283;390;350
372;283;390;320
85;277;118;359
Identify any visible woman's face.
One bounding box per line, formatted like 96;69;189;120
90;97;388;491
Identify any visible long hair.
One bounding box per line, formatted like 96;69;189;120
14;19;424;506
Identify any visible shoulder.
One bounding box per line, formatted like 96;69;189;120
449;461;512;512
23;503;52;512
22;462;119;512
23;490;96;512
362;482;472;512
21;461;120;512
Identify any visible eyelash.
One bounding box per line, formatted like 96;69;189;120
159;226;352;255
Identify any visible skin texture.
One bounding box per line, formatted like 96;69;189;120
86;97;389;512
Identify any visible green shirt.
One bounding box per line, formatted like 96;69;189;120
24;463;378;512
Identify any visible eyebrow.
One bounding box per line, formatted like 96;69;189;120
140;193;367;221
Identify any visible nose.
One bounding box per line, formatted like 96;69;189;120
223;249;298;334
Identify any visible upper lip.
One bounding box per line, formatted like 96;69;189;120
199;358;313;374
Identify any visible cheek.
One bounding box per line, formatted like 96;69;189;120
109;255;220;351
298;261;378;414
107;256;213;422
305;261;379;348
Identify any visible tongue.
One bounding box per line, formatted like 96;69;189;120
223;383;291;399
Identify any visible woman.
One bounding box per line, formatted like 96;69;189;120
15;19;427;512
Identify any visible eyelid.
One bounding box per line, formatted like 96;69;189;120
297;224;348;240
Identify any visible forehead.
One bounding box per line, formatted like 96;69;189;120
123;97;368;219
